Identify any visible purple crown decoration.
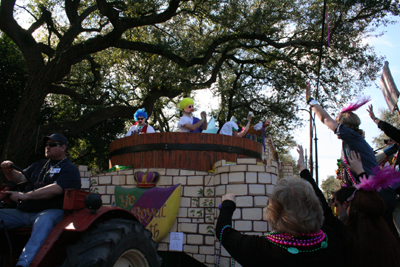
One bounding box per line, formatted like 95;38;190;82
134;172;160;188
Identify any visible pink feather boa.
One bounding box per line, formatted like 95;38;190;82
356;166;400;191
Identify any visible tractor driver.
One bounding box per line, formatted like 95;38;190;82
0;133;81;267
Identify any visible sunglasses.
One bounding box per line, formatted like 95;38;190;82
188;105;193;108
46;142;60;148
137;118;145;121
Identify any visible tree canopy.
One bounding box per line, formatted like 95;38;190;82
0;0;398;169
321;175;341;200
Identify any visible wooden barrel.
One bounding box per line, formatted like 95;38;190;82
109;133;263;172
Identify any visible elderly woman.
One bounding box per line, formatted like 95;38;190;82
216;175;344;266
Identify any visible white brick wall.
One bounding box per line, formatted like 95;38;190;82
79;134;286;265
180;223;198;233
236;196;253;207
188;176;204;185
173;176;187;185
245;172;257;183
226;184;248;195
249;184;266;195
228;172;245;183
258;172;272;184
242;208;263;220
99;175;112;184
187;234;203;245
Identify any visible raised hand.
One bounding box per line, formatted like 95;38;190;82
347;150;364;175
296;145;307;171
200;111;207;120
367;104;376;121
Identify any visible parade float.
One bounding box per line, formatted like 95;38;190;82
75;132;294;267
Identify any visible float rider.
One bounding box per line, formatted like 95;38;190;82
177;98;208;132
126;108;155;136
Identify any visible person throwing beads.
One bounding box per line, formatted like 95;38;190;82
126;108;155;136
177;97;208;132
219;114;253;137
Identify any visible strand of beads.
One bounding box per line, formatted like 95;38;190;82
343;157;357;185
217;225;235;267
265;230;325;247
36;157;67;185
264;230;328;254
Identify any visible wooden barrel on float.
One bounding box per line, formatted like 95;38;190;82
109;133;264;172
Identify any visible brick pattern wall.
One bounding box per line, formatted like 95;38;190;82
213;158;278;267
280;162;294;179
76;137;287;266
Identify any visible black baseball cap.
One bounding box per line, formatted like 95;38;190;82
43;133;68;147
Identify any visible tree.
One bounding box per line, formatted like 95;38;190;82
0;33;27;158
0;0;398;168
321;175;341;200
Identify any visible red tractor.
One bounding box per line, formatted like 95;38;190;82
0;186;161;267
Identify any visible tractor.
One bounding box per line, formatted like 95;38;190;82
0;166;161;267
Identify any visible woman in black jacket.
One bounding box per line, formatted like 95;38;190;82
216;151;345;267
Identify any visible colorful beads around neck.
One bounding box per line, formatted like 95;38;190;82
264;230;328;254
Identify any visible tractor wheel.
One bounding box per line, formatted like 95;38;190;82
61;218;161;267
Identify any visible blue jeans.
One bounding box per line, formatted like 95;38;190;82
0;208;64;267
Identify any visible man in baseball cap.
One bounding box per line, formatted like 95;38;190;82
0;133;80;266
43;133;68;147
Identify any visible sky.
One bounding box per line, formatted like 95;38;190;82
291;18;400;186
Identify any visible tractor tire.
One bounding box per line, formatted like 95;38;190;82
61;218;161;267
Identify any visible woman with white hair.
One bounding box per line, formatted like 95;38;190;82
216;171;344;266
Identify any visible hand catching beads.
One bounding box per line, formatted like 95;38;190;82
347;151;364;175
367;104;377;121
296;145;307;172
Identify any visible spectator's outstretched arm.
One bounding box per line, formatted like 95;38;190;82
296;145;307;172
367;104;380;126
306;84;338;131
368;104;400;144
311;105;338;131
297;145;335;219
